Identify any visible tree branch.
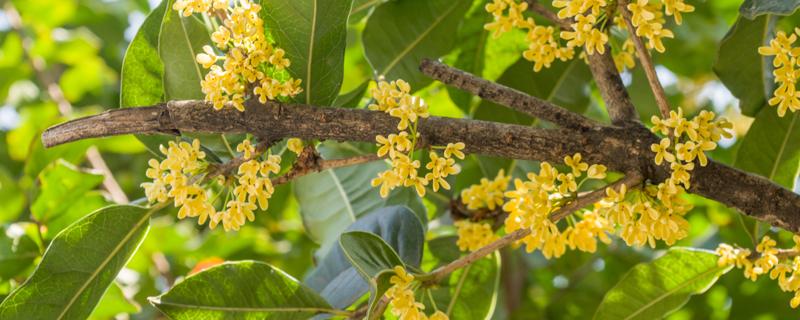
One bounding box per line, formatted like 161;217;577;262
40;99;800;233
618;0;671;118
419;59;602;131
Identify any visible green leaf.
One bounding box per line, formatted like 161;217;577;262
0;205;156;320
45;192;109;238
293;144;382;243
88;283;139;320
593;248;731;320
362;0;471;90
448;1;491;111
159;0;209;100
261;0;352;106
30;160;104;224
0;224;40;281
305;206;424;309
340;231;404;279
425;252;500;320
740;0;800;19
339;231;406;317
120;0;172;152
0;168;25;223
349;0;383;22
734;107;800;188
333;80;369;108
149;261;337;319
713;15;775;117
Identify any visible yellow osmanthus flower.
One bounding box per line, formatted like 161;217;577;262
649;108;732;192
369;79;463;198
717;235;800;308
626;0;674;53
142;138;282;231
759;29;800;117
455;220;499;252
286;138;304;154
385;266;449;320
174;0;302;112
461;170;511;210
484;0;689;72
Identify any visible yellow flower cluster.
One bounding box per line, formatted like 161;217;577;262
759;29;800;117
626;0;687;53
485;0;573;71
484;0;692;72
141;138;281;231
460;170;510;211
370;79;463;197
455;220;499;252
174;0;301;111
650;109;733;187
595;181;691;247
386;266;449;320
717;236;800;308
503;154;611;258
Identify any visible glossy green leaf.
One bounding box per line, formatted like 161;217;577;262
0;224;40;281
120;0;173;152
713;15;775;117
362;0;471;90
339;231;405;317
261;0;352;106
150;261;336;319
593;248;731;320
305;206;424;309
30;160;104;224
425;252;500;320
340;231;404;279
448;1;491;111
0;205;155;320
159;0;208;100
88;283;139;320
349;0;383;22
735;107;800;188
740;0;800;19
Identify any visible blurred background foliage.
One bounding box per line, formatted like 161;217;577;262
0;0;798;318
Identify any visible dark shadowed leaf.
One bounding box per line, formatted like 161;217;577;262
424;252;500;320
713;15;775;117
735;107;800;189
305;206;424;309
362;0;471;90
0;224;39;281
740;0;800;19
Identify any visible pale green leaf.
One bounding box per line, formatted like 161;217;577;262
593;248;731;320
149;261;336;320
31;160;104;224
0;205;155;320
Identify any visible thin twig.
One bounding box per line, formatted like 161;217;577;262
526;0;572;30
5;3;128;204
424;173;643;284
618;0;671;118
419;59;601;131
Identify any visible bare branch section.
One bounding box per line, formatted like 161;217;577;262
618;0;671;118
419;59;601;131
41;99;800;232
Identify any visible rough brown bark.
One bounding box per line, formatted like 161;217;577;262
41;97;800;233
